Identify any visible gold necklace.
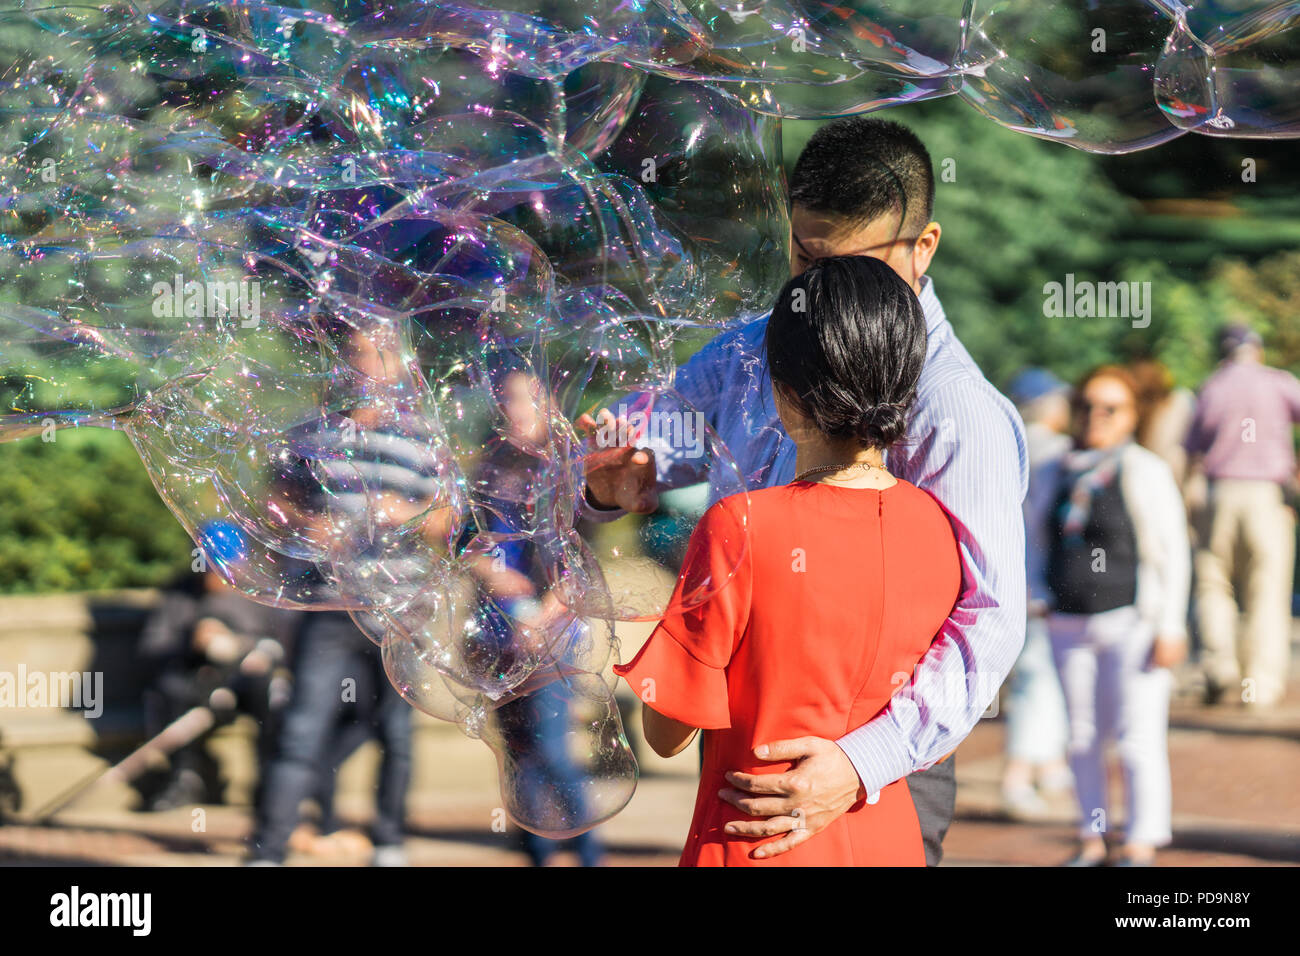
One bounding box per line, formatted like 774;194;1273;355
792;459;888;484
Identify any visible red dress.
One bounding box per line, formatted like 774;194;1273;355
614;479;960;866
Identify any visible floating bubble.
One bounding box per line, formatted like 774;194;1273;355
1155;1;1300;137
0;0;1297;838
573;385;750;620
649;0;965;117
482;669;638;837
959;0;1185;154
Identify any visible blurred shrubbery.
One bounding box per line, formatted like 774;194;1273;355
0;428;191;592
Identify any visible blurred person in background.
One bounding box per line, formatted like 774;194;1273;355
1001;369;1072;816
476;364;604;867
249;324;445;866
1130;358;1196;489
252;608;412;866
0;730;16;824
140;521;296;810
1028;366;1190;866
285;663;400;860
1185;323;1300;711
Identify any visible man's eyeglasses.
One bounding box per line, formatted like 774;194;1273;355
792;232;920;263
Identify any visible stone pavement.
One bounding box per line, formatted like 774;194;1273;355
941;686;1300;867
1;672;1297;868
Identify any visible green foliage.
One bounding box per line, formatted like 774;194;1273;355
0;428;191;593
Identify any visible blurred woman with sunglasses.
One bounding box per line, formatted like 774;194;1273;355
1027;365;1190;866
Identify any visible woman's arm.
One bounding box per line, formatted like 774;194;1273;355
613;499;747;756
641;705;700;758
1136;448;1192;646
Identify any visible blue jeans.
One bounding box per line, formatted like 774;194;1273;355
251;611;412;861
495;678;603;867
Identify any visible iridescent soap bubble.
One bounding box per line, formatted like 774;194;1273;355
5;0;1300;841
650;0;964;117
596;75;791;327
482;669;638;837
574;384;750;621
959;0;1185;153
381;614;487;727
1155;1;1300;137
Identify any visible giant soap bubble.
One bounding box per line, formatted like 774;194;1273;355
0;0;1296;838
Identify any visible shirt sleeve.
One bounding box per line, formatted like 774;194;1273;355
836;380;1029;795
576;327;735;524
613;495;750;729
1281;370;1300;423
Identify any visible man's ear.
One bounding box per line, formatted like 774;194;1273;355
911;221;941;281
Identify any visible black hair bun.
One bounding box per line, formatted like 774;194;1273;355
855;402;909;448
764;256;927;451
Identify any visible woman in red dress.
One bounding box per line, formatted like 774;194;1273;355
615;256;961;866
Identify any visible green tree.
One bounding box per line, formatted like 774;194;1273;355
0;429;191;593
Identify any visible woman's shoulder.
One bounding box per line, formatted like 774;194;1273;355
715;479;955;513
887;479;960;534
880;482;961;582
888;476;945;508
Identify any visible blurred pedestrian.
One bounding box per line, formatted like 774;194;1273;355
1185;324;1300;710
1028;365;1190;866
249;325;444;866
1130;357;1196;489
140;521;295;810
1001;369;1072;815
477;365;604;867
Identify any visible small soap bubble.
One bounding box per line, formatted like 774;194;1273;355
0;0;1295;837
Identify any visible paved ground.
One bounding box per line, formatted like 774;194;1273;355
2;672;1297;867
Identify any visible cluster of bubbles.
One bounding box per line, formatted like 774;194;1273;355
0;1;1295;836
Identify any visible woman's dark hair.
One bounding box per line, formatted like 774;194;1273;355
764;256;926;449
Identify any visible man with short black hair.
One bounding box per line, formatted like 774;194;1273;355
583;116;1028;864
788;116;937;270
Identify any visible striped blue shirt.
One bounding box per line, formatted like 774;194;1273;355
281;413;446;604
637;276;1030;794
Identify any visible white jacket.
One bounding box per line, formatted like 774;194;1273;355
1026;441;1190;639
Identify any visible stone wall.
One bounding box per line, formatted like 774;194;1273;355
0;590;459;815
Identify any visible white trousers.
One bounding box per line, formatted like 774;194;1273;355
1048;604;1173;846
